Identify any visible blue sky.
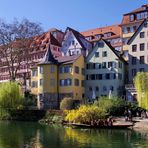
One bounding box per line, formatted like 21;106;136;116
0;0;147;32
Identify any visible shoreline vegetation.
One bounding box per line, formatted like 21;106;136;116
0;82;147;132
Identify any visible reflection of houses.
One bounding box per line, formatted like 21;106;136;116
0;28;64;91
60;27;92;57
126;19;148;101
120;4;148;59
85;39;126;100
31;47;84;109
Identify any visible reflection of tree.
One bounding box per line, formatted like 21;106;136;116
63;127;148;148
0;122;148;148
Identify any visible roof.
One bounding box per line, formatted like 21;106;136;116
121;4;148;25
126;4;148;15
56;54;81;64
66;27;92;50
81;24;121;39
128;19;146;45
87;39;126;64
39;45;58;65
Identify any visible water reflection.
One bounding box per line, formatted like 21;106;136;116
0;121;148;148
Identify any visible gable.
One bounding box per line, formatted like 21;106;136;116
128;20;148;45
60;30;82;54
86;40;120;63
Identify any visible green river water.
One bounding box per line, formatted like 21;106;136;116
0;121;148;148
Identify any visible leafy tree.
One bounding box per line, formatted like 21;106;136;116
0;18;43;81
60;97;74;110
134;72;148;110
94;96;125;116
0;82;23;108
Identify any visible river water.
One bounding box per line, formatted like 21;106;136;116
0;121;148;148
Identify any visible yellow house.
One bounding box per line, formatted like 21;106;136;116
31;46;85;109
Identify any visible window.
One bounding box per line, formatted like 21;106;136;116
139;68;145;72
113;73;116;79
118;73;122;80
140;32;145;38
96;74;103;80
102;62;106;68
81;68;85;75
59;66;72;73
118;62;122;69
32;81;38;88
95;63;101;69
103;86;107;92
72;40;75;45
102;51;107;57
105;73;110;79
75;66;79;74
140;56;145;64
132;45;137;52
130;14;135;21
95;52;99;57
39;66;43;74
98;42;104;47
133;26;137;31
110;86;114;91
132;57;137;65
50;78;55;86
89;87;92;91
132;69;137;77
60;79;72;86
108;62;113;68
140;43;145;51
91;74;96;80
81;80;84;87
96;86;99;91
32;69;38;77
50;66;55;73
40;79;43;86
75;79;79;86
127;27;131;33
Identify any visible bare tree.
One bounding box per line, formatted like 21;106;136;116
0;18;43;81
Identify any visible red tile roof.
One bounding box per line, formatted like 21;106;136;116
121;4;148;25
81;24;121;38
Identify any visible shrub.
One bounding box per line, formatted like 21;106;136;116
60;97;74;110
94;96;125;116
0;82;23;109
65;105;108;123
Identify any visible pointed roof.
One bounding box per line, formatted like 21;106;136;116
128;19;146;45
65;27;92;50
87;38;126;64
39;45;58;65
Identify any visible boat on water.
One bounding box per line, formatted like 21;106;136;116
64;122;134;129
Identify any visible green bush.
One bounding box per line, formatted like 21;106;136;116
0;82;23;109
94;96;126;116
60;97;74;110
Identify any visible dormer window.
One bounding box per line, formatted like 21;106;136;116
72;40;75;45
130;14;135;22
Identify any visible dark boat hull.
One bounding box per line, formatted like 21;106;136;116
64;123;133;129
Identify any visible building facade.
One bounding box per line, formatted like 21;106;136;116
0;28;64;92
85;39;126;101
60;27;92;57
125;20;148;101
120;4;148;59
31;47;85;109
